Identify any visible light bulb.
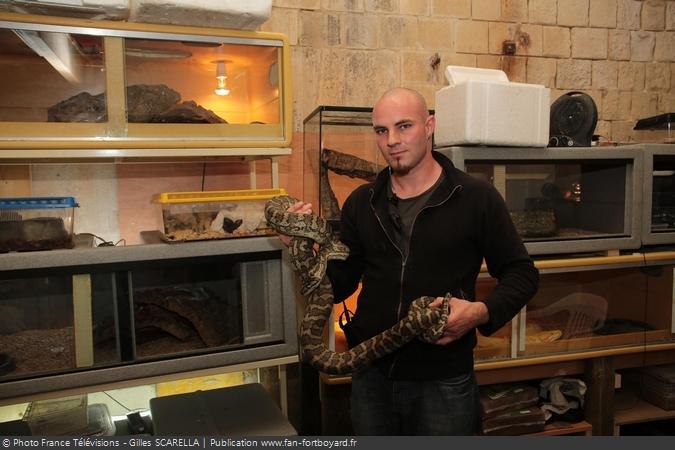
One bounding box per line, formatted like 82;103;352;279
214;60;230;96
214;76;230;96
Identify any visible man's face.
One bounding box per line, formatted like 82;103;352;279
372;92;434;175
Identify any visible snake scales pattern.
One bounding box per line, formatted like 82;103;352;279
265;195;450;375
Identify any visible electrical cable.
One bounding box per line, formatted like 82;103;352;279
79;232;126;247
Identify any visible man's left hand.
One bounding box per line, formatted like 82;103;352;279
429;297;489;345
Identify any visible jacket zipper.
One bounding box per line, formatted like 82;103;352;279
370;183;463;378
397;184;462;320
369;189;405;320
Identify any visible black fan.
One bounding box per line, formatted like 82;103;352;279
549;91;597;147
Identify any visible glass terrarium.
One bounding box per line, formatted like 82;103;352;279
0;11;291;148
435;146;643;256
641;144;675;246
0;27;106;123
0;237;297;400
518;259;675;359
0;274;80;377
303;106;384;228
473;277;516;362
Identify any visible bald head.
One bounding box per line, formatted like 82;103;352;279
374;87;429;120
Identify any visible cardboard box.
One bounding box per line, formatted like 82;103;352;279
435;66;550;147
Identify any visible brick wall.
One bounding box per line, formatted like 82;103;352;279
261;0;675;143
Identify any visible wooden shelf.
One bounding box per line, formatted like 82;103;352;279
527;420;592;436
0;147;291;163
615;398;675;426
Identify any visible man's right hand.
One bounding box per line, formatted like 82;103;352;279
278;201;313;247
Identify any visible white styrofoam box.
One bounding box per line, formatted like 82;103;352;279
129;0;271;30
4;0;130;19
434;66;550;147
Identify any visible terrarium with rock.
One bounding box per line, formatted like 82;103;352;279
641;144;675;246
0;243;294;391
0;12;291;149
435;146;643;256
152;188;285;242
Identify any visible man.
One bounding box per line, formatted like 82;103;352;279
288;88;538;435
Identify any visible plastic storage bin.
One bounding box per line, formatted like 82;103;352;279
24;394;88;435
152;188;286;242
0;197;78;252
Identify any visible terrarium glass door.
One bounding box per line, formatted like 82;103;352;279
465;160;629;242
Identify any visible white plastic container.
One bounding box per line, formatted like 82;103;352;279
129;0;272;30
3;0;130;20
434;66;550;147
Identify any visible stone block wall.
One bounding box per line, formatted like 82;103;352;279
261;0;675;143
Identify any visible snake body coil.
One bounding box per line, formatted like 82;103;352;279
265;195;449;375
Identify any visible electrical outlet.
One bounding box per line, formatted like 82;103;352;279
502;41;517;56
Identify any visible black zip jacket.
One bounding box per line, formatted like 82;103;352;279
327;151;539;380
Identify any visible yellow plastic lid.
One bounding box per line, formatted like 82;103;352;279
152;188;287;204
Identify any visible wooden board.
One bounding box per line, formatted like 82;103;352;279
527;420;592;436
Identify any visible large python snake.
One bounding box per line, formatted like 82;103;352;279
265;195;450;375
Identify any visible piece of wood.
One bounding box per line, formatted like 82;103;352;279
585;356;615;435
527;420;592;436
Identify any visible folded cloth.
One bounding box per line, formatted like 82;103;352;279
539;377;587;422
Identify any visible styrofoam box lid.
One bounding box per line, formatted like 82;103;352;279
0;197;79;209
445;65;509;87
4;1;131;20
129;0;272;30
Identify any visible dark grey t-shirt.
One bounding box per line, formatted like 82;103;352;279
388;173;445;259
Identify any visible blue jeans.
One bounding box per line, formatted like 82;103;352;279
350;366;479;435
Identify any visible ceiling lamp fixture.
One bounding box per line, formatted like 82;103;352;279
214;60;230;96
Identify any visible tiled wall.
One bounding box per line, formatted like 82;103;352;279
262;0;675;143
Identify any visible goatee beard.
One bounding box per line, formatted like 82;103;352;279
390;163;410;175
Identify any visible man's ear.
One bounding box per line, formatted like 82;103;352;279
426;114;436;139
